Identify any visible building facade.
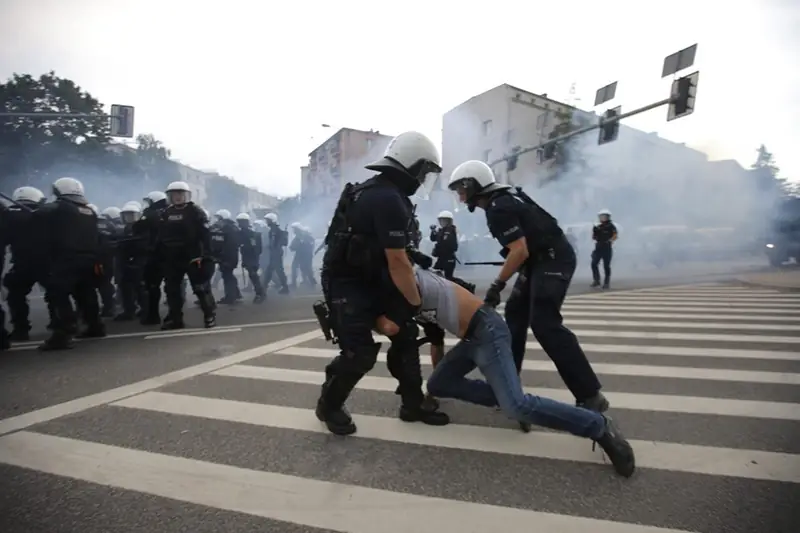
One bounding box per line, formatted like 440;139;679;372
301;127;394;199
441;84;595;189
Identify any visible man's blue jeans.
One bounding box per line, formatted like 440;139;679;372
426;307;605;439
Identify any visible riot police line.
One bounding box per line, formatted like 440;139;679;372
311;130;636;478
0;179;318;351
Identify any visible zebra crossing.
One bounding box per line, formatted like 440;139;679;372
0;282;798;532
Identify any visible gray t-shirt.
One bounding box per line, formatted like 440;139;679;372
414;269;459;335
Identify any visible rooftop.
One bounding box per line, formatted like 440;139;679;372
308;127;392;156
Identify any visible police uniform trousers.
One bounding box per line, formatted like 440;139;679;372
321;273;425;410
142;258;164;322
118;259;147;316
433;256;456;279
162;250;215;320
46;255;102;334
292;253;316;287
96;251;116;314
242;261;265;297
3;263;50;333
503;240;602;403
590;243;613;285
262;250;288;290
217;261;241;301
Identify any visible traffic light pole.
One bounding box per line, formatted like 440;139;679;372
489;96;672;167
0;104;136;137
0;112;109;118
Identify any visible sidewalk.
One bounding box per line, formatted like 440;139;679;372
736;269;800;290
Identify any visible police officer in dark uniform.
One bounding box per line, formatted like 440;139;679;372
263;213;290;294
156;181;216;329
211;209;242;304
316;131;449;435
137;191;168;325
97;206;122;317
2;186;48;341
0;201;9;351
114;202;148;320
35;177;105;350
591;209;617;289
447;160;609;413
236;213;266;303
429;209;458;279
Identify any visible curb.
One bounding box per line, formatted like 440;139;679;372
734;277;800;292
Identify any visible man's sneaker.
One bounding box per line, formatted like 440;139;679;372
594;416;636;478
577;392;610;413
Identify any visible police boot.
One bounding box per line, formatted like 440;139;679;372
399;399;450;426
577;391;610;413
602;279;610;290
161;315;185;330
101;304;116;318
253;293;266;304
141;313;161;326
593;416;636;478
316;380;357;436
0;330;10;351
278;286;290;295
114;311;136;322
77;322;106;339
590;280;601;288
39;330;75;351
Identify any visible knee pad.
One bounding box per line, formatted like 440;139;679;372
387;322;421;370
348;342;381;374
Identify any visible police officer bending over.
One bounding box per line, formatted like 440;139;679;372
429;210;458;279
591;209;617;289
316;131;450;435
36;177;105;350
448;160;609;413
156;181;216;330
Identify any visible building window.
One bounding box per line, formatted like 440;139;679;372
483;149;492;162
482;120;493;136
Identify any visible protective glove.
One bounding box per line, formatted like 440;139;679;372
484;279;506;308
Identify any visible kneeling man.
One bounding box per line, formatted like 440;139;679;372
376;268;635;478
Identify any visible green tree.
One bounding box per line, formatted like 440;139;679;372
134;133;180;184
541;107;587;187
750;144;786;194
0;71;112;186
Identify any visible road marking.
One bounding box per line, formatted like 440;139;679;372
275;346;800;385
111;391;800;482
579;297;800;307
562;319;800;332
144;327;243;340
0;431;692;533
7;318;318;351
214;365;799;420
0;330;321;436
560;304;800;315
560;310;800;322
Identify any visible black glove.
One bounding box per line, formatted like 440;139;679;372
407;248;433;270
484;279;506;307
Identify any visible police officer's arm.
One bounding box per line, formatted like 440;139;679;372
377;200;421;307
592;225;599;241
610;223;618;242
487;207;529;283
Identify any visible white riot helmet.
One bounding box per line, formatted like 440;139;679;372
365;131;442;196
52;177;85;198
598;209;611;222
126;200;142;211
437;210;453;220
289;221;301;230
166;181;191;205
236;212;251;222
448;160;508;212
12;186;45;204
87;203;99;214
264;212;278;224
102;206;121;220
253;219;267;229
144;190;167;207
120;202;142;224
215;209;232;221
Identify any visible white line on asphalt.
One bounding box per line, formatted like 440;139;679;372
144;327;243;340
560;304;800;315
275;346;800;385
564;299;800;309
560;310;800;321
7;318;319;351
214;365;800;421
111;391;800;482
0;330;321;436
0;431;692;533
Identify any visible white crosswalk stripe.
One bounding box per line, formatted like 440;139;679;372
0;282;797;533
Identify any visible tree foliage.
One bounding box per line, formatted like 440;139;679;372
750;144;787;195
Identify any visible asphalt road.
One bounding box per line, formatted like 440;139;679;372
0;257;797;533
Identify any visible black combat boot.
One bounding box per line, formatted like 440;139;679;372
590;280;601;288
577;391;610;413
39;330;75;351
77;323;106;339
399;399;450;426
593;416;636;478
161;316;185;330
316;378;357;436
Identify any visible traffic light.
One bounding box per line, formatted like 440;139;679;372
667;71;699;121
598;106;621;145
507;146;521;172
110;104;135;138
537;142;557;163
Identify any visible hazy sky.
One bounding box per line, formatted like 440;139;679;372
1;0;797;196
